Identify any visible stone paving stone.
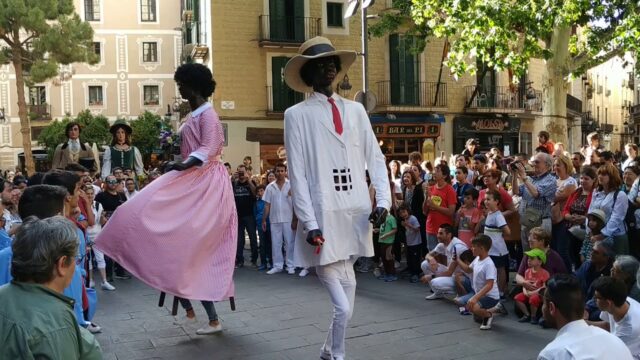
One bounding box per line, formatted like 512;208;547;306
93;261;555;360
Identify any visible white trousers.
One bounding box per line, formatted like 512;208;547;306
420;260;455;295
316;259;357;360
271;222;294;270
92;247;106;270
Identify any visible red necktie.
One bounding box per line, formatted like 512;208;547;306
327;97;343;135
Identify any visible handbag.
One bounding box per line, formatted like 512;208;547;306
523;206;543;231
568;224;586;240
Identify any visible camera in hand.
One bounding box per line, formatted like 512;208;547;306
509;161;519;172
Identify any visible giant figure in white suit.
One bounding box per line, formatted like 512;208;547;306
283;37;391;360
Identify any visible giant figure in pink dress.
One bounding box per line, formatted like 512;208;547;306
95;64;237;305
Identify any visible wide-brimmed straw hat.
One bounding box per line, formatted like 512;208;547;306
284;36;357;93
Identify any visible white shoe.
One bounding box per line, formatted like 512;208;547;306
425;293;443;300
89;280;95;288
196;322;223;335
86;322;102;334
299;268;309;277
266;268;283;275
288;268;296;275
173;316;198;326
101;281;116;291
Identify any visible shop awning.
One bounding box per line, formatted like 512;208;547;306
369;113;445;124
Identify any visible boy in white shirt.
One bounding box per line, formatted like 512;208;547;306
589;276;640;358
455;234;501;330
482;189;510;298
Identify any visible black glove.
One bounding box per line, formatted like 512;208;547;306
306;229;324;247
368;207;388;229
163;156;203;173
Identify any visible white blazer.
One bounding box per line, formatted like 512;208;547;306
284;92;391;268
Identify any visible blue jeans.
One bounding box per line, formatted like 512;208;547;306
236;215;258;264
178;298;218;321
457;291;500;309
426;233;438;252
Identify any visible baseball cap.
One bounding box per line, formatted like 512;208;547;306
525;248;547;264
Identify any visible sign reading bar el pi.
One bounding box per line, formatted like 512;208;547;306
344;0;375;18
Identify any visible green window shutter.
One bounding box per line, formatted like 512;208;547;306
403;36;419;105
293;0;305;42
269;0;287;41
390;34;419;105
389;34;400;105
272;57;303;112
327;3;343;27
476;61;496;107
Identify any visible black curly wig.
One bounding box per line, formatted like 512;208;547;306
174;63;216;98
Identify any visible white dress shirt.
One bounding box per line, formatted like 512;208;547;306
262;179;293;224
538;319;633;360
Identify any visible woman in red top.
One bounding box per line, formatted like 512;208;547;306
477;169;516;216
423;164;457;251
562;166;596;269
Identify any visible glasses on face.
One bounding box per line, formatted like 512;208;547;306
107;180;118;185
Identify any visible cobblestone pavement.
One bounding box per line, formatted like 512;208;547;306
94;265;555;360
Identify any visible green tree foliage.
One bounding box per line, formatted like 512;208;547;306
370;0;640;141
130;111;164;162
0;0;98;174
37;110;111;159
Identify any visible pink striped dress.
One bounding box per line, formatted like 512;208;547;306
95;103;237;301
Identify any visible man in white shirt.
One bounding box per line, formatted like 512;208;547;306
283;37;391;360
589;276;640;358
538;274;632;360
263;163;296;275
124;178;138;200
421;224;469;300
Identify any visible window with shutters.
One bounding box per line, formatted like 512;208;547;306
327;3;343;27
269;0;305;42
29;87;46;105
270;56;304;112
476;61;497;107
389;34;420;106
143;85;160;106
85;0;100;21
142;42;158;63
93;42;101;62
141;0;157;22
88;86;103;106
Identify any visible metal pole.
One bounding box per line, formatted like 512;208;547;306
361;0;368;111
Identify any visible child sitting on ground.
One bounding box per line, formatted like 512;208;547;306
455;188;482;248
455;234;501;330
514;248;550;324
377;210;398;282
454;249;475;315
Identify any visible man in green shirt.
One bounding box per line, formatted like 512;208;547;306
0;216;102;359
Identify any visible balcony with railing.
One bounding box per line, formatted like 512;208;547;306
266;86;305;114
376;81;447;109
258;15;321;47
28;104;51;121
464;85;542;113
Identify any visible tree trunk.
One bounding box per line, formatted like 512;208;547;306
541;26;571;145
12;42;35;176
